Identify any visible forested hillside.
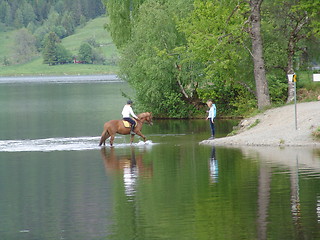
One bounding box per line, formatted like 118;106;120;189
0;0;104;30
0;0;105;66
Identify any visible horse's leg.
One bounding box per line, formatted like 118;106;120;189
99;129;110;146
130;134;135;144
110;134;115;147
99;129;107;146
135;131;146;142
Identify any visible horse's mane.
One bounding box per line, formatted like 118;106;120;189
137;112;151;119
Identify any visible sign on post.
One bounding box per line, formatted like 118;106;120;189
288;74;294;82
313;74;320;82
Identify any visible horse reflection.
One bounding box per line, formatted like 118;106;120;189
100;147;152;197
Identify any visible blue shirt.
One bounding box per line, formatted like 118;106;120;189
208;104;216;119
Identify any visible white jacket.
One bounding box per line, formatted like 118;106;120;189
122;105;138;118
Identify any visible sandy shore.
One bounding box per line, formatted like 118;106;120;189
201;101;320;147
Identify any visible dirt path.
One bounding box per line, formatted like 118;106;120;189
201;101;320;147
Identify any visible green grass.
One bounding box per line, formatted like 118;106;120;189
0;16;119;76
62;17;116;57
0;29;16;58
0;58;118;76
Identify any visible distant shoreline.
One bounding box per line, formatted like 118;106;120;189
0;74;124;84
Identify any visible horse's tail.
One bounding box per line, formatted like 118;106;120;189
99;128;110;146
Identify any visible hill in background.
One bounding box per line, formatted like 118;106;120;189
0;16;118;76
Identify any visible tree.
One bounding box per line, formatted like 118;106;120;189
248;0;271;109
118;1;198;117
14;8;24;28
21;2;36;27
78;43;93;64
42;32;60;65
4;3;13;26
263;0;320;102
13;28;37;64
0;1;9;23
61;12;76;36
56;44;72;64
103;0;145;49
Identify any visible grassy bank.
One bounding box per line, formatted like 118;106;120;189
0;58;118;76
0;17;118;76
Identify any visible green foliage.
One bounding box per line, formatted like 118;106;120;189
13;28;37;64
0;17;118;74
267;72;288;104
43;32;60;65
179;0;248;79
158;92;194;118
56;44;73;64
0;0;105;31
118;0;197;118
103;0;134;49
312;126;320;140
43;32;72;65
78;43;93;64
197;80;257;116
248;119;260;129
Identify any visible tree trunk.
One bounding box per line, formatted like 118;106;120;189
257;164;271;240
249;0;271;109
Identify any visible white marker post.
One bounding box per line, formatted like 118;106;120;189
288;73;297;130
313;74;320;101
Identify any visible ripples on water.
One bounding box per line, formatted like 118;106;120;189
0;137;155;152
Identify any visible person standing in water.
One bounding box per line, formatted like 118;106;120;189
122;100;139;135
206;99;216;140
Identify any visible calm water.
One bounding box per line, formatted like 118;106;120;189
0;77;320;240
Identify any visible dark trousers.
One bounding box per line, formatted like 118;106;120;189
123;118;136;127
208;118;215;136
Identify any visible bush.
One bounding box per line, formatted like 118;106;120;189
312;126;320;140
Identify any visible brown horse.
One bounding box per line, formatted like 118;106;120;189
99;112;153;147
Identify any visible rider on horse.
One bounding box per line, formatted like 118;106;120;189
122;100;140;135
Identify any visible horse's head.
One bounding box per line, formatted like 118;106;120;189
138;112;153;126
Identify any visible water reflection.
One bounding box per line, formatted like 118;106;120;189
100;147;152;199
240;146;320;239
318;196;320;223
209;146;218;183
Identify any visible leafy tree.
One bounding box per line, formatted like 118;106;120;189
34;25;50;49
119;1;200;117
263;0;320;102
178;0;259;113
103;0;144;49
56;44;72;64
13;28;37;64
78;43;93;64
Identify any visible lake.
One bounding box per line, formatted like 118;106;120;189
0;76;319;240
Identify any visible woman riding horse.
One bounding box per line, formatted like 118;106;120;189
99;112;153;147
122;100;139;135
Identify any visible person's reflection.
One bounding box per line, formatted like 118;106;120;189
317;196;320;223
209;146;218;183
100;147;152;198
